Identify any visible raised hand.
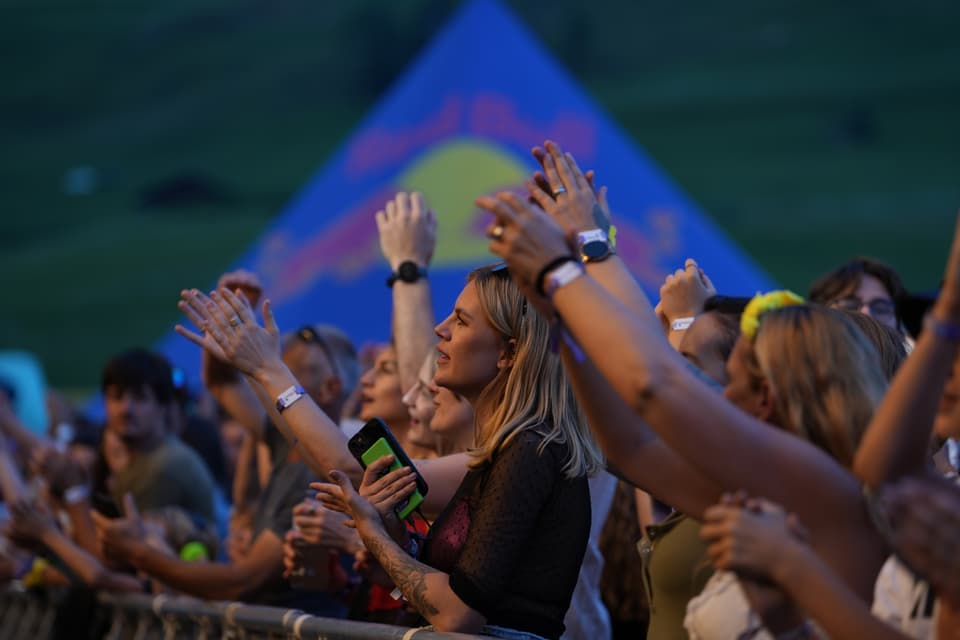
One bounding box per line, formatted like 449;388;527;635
176;288;282;378
177;289;231;362
476;191;571;293
376;192;437;271
529;141;612;241
217;269;264;307
658;258;717;326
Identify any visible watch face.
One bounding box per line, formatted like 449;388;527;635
398;261;422;282
581;241;609;260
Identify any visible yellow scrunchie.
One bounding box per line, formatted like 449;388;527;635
741;290;805;339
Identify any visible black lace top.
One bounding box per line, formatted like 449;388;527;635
421;428;590;639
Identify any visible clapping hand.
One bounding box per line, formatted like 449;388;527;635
528;141;612;242
176;288;283;379
656;258;717;328
376;192;437;272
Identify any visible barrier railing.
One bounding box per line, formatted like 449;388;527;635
0;584;488;640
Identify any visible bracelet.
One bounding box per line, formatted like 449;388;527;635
924;313;960;342
670;317;695;331
544;261;585;299
535;256;576;297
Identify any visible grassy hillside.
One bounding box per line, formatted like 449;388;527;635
2;0;958;389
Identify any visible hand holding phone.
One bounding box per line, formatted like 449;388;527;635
348;418;427;520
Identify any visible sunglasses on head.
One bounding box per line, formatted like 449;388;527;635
294;325;339;375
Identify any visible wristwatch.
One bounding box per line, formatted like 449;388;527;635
386;261;427;288
576;229;613;263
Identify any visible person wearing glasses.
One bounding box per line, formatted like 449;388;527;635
809;257;907;332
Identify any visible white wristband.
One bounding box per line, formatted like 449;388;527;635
670;317;695;331
544;261;585;299
275;385;306;414
63;485;91;505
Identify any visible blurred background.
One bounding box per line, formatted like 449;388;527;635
3;0;959;394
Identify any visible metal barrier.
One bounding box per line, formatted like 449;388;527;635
0;584;488;640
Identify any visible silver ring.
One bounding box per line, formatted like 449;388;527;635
490;225;505;240
552;186;567;197
229;315;241;328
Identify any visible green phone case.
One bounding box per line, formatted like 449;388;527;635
361;437;425;519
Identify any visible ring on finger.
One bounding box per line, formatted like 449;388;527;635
489;225;505;240
229;315;242;328
552;186;567;198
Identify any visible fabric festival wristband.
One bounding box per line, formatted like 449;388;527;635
536;256;576;297
545;261;585;299
275;385;306;414
671;317;695;331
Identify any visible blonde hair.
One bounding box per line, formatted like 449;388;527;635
745;305;887;467
467;265;604;479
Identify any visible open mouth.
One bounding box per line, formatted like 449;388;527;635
436;346;450;365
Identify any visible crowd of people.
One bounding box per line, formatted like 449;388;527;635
1;139;958;640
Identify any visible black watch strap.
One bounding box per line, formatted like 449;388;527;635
386;261;427;288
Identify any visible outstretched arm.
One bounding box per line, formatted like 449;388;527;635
520;146;722;516
479;176;858;531
377;192;438;393
177;287;361;485
854;213;960;488
177;287;468;508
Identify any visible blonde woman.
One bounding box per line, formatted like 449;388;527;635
180;265;603;639
319;264;604;639
481;141;897;637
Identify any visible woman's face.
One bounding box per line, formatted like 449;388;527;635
679;314;728;385
403;354;434;434
722;336;769;420
934;351;960;440
358;345;408;426
434;281;505;402
430;381;474;439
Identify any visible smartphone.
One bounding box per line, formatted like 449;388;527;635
347;418;427;520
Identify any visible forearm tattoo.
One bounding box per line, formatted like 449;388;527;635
362;528;441;617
